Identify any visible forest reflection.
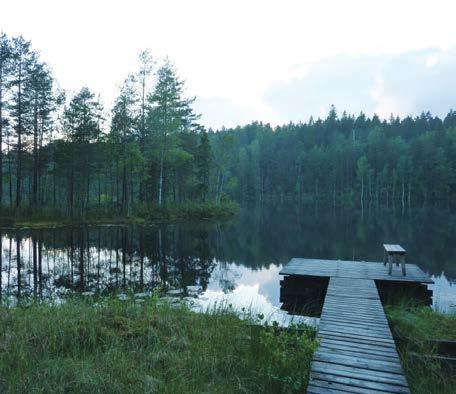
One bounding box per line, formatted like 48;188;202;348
1;205;455;309
0;225;218;302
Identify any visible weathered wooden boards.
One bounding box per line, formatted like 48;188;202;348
383;244;406;253
280;258;433;283
307;277;410;393
279;257;433;392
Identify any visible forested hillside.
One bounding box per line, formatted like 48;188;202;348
1;33;456;218
210;108;456;208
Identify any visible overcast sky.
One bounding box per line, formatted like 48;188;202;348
1;0;456;129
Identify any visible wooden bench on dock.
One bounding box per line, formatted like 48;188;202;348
383;244;406;276
279;250;434;393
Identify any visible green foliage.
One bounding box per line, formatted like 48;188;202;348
1;33;216;217
63;87;102;144
2;31;456;215
0;298;316;393
195;132;212;202
209;113;456;208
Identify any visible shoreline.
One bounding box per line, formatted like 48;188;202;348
0;297;317;393
0;202;239;229
0;297;453;393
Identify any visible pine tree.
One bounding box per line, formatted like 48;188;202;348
0;33;11;207
137;50;154;202
63;87;103;215
9;36;34;209
27;60;54;208
147;59;200;205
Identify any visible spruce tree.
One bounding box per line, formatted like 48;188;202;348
196;131;212;202
111;75;138;214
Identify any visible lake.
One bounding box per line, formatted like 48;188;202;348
1;205;455;323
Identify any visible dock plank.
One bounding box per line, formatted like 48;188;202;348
280;258;433;283
280;258;431;392
307;277;410;393
309;373;410;393
308;378;402;394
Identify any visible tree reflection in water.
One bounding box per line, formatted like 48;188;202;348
1;206;455;314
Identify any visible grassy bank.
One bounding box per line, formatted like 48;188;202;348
0;297;316;393
386;305;456;394
0;201;239;228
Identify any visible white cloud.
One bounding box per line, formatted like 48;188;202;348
265;48;456;123
426;54;440;68
1;0;456;128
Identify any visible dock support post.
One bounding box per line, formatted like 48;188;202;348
401;255;406;276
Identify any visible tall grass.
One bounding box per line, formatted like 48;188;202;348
386;304;456;394
0;297;316;393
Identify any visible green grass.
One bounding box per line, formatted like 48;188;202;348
0;297;316;393
133;201;239;221
0;201;239;228
386;305;456;394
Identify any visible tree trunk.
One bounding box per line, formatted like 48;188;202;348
16;237;21;297
360;176;364;215
85;149;90;214
32;104;38;208
401;180;405;213
38;233;43;297
69;154;74;216
78;229;84;291
121;162;127;214
32;235;38;297
16;60;23;210
0;70;3;207
158;146;164;206
7;131;12;208
139;74;146;203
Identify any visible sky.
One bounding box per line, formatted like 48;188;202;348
1;0;456;129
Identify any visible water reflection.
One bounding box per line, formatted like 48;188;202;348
0;226;217;304
1;205;455;316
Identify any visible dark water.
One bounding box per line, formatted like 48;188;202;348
1;205;455;322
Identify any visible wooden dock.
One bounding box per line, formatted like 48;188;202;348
281;258;433;283
279;258;434;393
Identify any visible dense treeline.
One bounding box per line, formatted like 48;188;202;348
0;33;213;217
1;33;456;217
210;107;456;209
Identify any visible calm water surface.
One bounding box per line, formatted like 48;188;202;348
1;205;455;323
